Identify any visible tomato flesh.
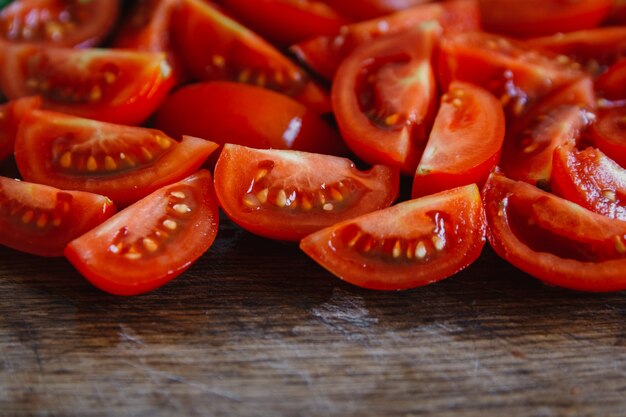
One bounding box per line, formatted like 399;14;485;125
590;106;626;168
320;0;435;21
596;58;626;101
0;96;41;162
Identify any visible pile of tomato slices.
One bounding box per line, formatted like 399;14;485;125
1;0;626;295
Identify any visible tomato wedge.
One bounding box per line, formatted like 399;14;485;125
332;24;440;174
0;96;41;162
589;106;626;168
0;0;119;47
596;58;626;101
483;172;626;292
65;170;219;296
412;81;505;198
214;144;400;241
14;109;218;207
0;176;116;257
320;0;435;21
0;43;175;125
300;184;486;291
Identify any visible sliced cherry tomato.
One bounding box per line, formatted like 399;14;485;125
65;170;219;296
596;58;626;101
332;24;440;174
300;184;486;291
412;81;505;198
14;109;218;207
589;106;626;168
0;176;116;257
479;0;613;38
292;0;480;80
0;0;119;47
214;144;400;241
552;142;626;221
172;0;331;114
0;43;175;125
321;0;434;21
0;96;41;162
155;82;347;156
483;172;626;292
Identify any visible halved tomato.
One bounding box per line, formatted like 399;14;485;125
589;106;626;168
596;58;626;101
0;43;175;125
300;184;486;291
412;81;505;198
0;176;116;257
320;0;435;21
65;170;219;296
483;172;626;292
0;96;41;162
0;0;119;47
14;109;218;207
213;144;400;241
332;24;440;174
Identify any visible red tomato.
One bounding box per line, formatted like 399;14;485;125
479;0;613;38
0;176;116;257
0;0;119;47
292;0;480;80
608;0;626;24
589;106;626;168
321;0;435;21
213;144;400;241
14;109;218;207
332;24;440;174
0;43;175;125
300;184;486;291
596;58;626;101
412;82;505;198
483;172;626;292
552;142;626;221
0;96;41;162
65;170;219;296
155;82;347;156
172;0;331;114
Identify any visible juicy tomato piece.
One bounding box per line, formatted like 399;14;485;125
300;184;486;291
0;176;116;257
499;77;595;188
14;109;218;207
483;172;626;292
65;170;219;296
155;82;346;156
321;0;434;21
173;0;330;114
332;24;440;174
0;43;175;125
479;0;613;38
214;144;400;241
0;96;41;162
412;82;505;198
0;0;119;47
596;58;626;101
552;142;626;221
589;106;626;168
292;0;480;80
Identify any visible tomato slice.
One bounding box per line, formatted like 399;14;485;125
214;144;400;241
300;184;486;291
155;82;347;156
0;0;119;47
320;0;435;21
589;106;626;168
0;176;116;257
483;172;626;292
596;58;626;101
14;109;218;207
412;81;505;198
479;0;613;38
0;43;175;125
332;24;440;174
64;170;219;296
292;0;480;80
0;96;41;162
172;0;331;114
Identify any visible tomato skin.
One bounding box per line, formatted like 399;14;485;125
214;144;400;241
0;96;41;162
596;58;626;101
64;170;219;296
0;176;116;257
412;81;505;198
589;107;626;168
300;184;486;291
320;0;434;21
483;172;626;293
155;82;347;156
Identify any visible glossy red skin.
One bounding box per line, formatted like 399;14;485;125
0;0;119;47
321;0;434;21
0;176;116;257
608;1;626;24
0;96;41;162
214;144;400;241
15;109;219;207
0;43;175;125
483;173;626;292
300;184;486;291
596;58;626;101
291;0;480;80
479;0;613;38
589;107;626;168
155;82;347;156
65;170;219;296
332;25;440;174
